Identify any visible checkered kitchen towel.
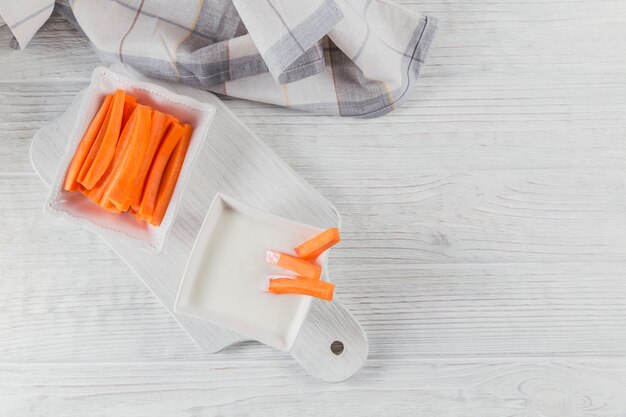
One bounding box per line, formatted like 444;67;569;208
1;0;436;118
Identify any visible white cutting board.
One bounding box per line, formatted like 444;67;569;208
29;65;367;382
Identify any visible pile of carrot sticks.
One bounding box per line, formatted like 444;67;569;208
64;89;192;226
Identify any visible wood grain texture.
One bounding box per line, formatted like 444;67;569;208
4;78;626;173
3;187;626;361
1;0;626;413
1;360;626;417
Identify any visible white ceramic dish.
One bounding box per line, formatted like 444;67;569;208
174;193;330;352
44;66;216;253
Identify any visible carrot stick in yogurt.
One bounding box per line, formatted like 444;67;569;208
266;250;321;280
268;277;334;301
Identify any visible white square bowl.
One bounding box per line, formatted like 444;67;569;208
44;67;216;253
174;194;331;352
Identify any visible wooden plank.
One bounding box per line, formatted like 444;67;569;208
1;360;626;416
4;260;626;360
3;175;626;360
321;168;626;264
7;166;626;264
2;80;625;173
0;82;87;172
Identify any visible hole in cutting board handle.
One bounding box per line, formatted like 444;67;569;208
330;340;344;356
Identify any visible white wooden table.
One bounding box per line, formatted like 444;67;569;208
2;2;626;415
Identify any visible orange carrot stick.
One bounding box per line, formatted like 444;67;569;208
138;122;184;221
166;114;180;126
101;199;122;214
265;250;321;280
96;111;175;211
268;277;335;301
78;89;126;189
121;95;137;130
63;94;112;192
77;183;89;198
105;105;152;211
295;227;340;260
76;102;112;187
149;123;192;226
88;107;140;205
128;110;170;212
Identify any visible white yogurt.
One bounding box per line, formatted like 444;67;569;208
175;194;328;351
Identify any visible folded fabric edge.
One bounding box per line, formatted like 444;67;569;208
254;0;344;84
281;15;437;118
353;15;438;119
0;0;55;50
277;45;326;85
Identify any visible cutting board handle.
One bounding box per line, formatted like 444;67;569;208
290;297;368;382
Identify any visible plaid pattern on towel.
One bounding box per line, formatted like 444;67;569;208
2;0;437;118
